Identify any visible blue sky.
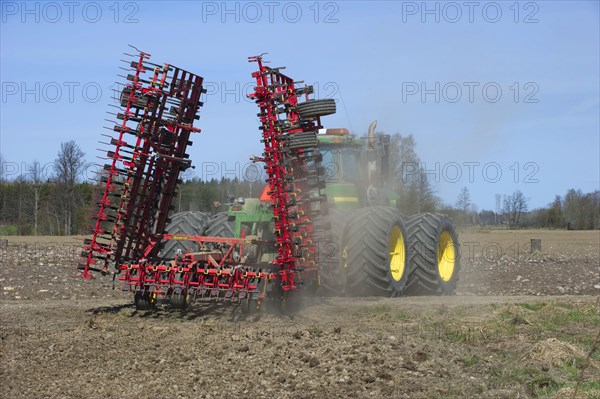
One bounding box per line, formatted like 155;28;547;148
1;0;598;210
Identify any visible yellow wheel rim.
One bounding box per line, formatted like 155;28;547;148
389;226;405;281
438;231;456;282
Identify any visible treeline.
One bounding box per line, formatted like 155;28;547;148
5;175;597;235
466;189;599;230
0;142;97;236
1;136;598;235
0;173;257;236
528;189;600;230
0;132;441;235
0;173;437;235
0;180;95;235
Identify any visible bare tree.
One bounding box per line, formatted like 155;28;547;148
502;190;529;229
563;188;583;229
456;186;471;213
28;161;43;235
417;169;439;212
456;186;471;225
390;133;438;214
0;154;6;222
548;195;563;228
14;174;27;234
54;141;85;186
54;141;86;235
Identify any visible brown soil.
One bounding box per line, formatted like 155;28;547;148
0;230;599;398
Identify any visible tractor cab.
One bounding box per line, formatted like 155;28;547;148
317;128;364;210
317;122;397;210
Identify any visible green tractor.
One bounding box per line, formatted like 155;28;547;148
161;121;460;297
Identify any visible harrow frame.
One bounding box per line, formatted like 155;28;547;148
117;234;276;306
248;55;330;294
80;48;205;279
80;51;334;309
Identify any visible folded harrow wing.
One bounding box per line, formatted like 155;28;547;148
248;55;335;298
79;48;205;278
79;51;336;311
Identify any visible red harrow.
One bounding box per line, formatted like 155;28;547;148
80;51;335;311
80;48;205;278
248;55;335;296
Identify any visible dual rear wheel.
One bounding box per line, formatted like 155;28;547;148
405;213;460;295
344;206;409;296
329;207;460;297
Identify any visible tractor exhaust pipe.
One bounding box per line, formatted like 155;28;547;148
367;120;377;149
366;121;378;203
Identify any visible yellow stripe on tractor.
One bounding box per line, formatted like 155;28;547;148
333;197;359;203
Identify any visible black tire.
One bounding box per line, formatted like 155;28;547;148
405;213;460;295
159;211;210;260
345;206;409;296
204;211;238;260
316;208;349;295
285;131;318;150
134;290;155;310
169;288;188;310
296;99;336;119
204;212;234;238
